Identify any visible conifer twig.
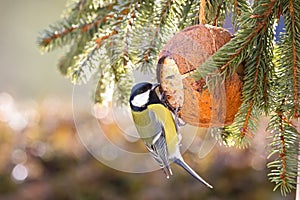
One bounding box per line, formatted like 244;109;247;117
297;149;300;199
233;0;241;16
288;0;299;118
142;0;173;64
212;3;222;26
95;30;118;48
278;111;288;188
293;118;300;200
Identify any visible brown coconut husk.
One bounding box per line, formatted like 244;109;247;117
157;24;243;127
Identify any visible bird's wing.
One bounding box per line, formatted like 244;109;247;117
148;104;179;157
145;127;172;178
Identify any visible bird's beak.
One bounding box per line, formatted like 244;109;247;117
151;83;160;90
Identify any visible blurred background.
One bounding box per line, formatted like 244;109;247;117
0;0;295;199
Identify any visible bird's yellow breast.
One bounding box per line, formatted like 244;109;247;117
131;109;153;144
131;104;179;155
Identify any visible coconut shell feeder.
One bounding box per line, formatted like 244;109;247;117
157;24;243;127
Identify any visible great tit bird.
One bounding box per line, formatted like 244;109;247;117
129;82;212;188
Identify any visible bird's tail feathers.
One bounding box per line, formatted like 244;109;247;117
174;158;213;188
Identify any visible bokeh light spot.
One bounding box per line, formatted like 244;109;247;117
12;164;28;181
11;149;27;164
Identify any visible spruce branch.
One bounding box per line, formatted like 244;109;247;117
211;2;223;26
285;0;300;118
204;0;250;28
94;69;114;104
266;5;300;193
233;0;242;16
267;107;298;196
231;0;252;29
135;0;176;72
131;0;195;72
205;0;227;26
37;7;115;52
178;0;200;28
239;44;262;139
71;29;118;84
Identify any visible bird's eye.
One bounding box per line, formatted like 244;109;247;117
138;88;148;94
137;89;143;94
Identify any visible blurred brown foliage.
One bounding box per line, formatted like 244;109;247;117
0;93;295;200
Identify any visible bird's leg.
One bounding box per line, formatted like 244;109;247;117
159;90;168;105
161;165;173;179
174;107;186;127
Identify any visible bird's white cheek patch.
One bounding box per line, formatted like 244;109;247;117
131;90;150;107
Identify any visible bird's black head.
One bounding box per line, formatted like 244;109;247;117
129;82;161;111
